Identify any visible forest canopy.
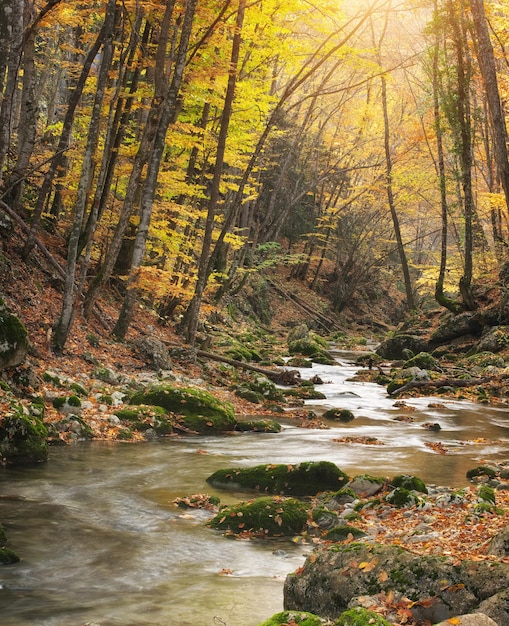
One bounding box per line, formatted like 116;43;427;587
1;0;509;350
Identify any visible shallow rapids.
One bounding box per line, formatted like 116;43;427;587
1;354;509;625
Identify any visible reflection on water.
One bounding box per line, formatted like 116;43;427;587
1;355;509;625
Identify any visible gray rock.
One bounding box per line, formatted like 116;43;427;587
476;588;509;625
376;334;428;360
0;296;28;370
487;526;509;557
135;336;172;371
283;542;509;622
435;614;497;625
347;476;385;497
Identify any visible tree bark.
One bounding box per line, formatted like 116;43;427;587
184;0;246;345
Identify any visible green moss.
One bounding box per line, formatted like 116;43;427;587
322;408;355;422
207;461;349;496
385;487;423;508
69;382;88;396
0;297;28;368
0;406;48;464
258;610;324;625
478;485;496;504
0;523;7;547
466;465;497;480
42;371;61;386
325;525;366;541
129;384;236;434
283;387;327;400
333;607;392;626
66;395;81;408
390;474;427;494
0;548;20;565
235;419;282;433
234;387;264;404
403;352;440;371
208;496;308;536
287;357;313;368
114;405;172;435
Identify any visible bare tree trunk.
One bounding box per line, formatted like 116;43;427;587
469;0;509;214
0;0;23;188
22;10;110;258
113;0;198;339
184;0;246;345
52;0;118;353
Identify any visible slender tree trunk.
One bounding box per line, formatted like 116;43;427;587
3;3;39;211
448;0;476;309
52;0;118;353
469;0;509;214
431;0;463;314
0;0;23;189
375;8;415;311
113;0;198;339
184;0;246;345
22;11;110;258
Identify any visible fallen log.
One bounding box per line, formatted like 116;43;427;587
196;349;301;385
389;376;493;397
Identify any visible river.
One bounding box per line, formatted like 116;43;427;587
1;354;509;625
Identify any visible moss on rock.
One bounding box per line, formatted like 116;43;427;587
258;610;325;625
391;474;428;494
323;408;355;422
0;402;48;464
129;384;236;434
207;461;349;496
333;607;392;626
0;547;20;564
0;296;28;370
325;525;366;541
114;405;173;435
235;419;282;433
208;496;308;536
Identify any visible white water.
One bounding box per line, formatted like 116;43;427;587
1;355;509;625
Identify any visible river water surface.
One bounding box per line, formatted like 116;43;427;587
1;354;509;625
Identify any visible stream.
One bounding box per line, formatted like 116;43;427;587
1;353;509;625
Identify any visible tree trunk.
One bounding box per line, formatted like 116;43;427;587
22;9;110;258
184;0;246;345
52;0;118;353
469;0;509;214
113;0;198;339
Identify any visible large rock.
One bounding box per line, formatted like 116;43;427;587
134;336;172;370
376;334;428;360
429;312;483;346
0;296;28;370
0;402;48;464
129;384;236;433
435;614;497;625
208;496;308;536
284;542;509;623
207;461;350;496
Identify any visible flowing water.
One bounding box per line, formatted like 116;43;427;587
2;353;509;626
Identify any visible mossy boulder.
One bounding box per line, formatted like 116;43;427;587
206;461;349;496
208;496;308;536
403;352;440;371
234;387;264;404
376;334;428;360
129;384;236;434
385;487;424;508
323;408;355;423
325;524;366;541
466;465;497;481
0;403;48;464
235;419;282;433
288;338;336;365
283;386;327;400
114;405;173;435
0;296;28;370
258;611;324;626
284;542;509;623
390;474;428;494
0;548;20;564
334;607;392;625
347;475;385;497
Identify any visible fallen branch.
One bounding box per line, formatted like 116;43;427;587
389;376;492;397
196;349;301;385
